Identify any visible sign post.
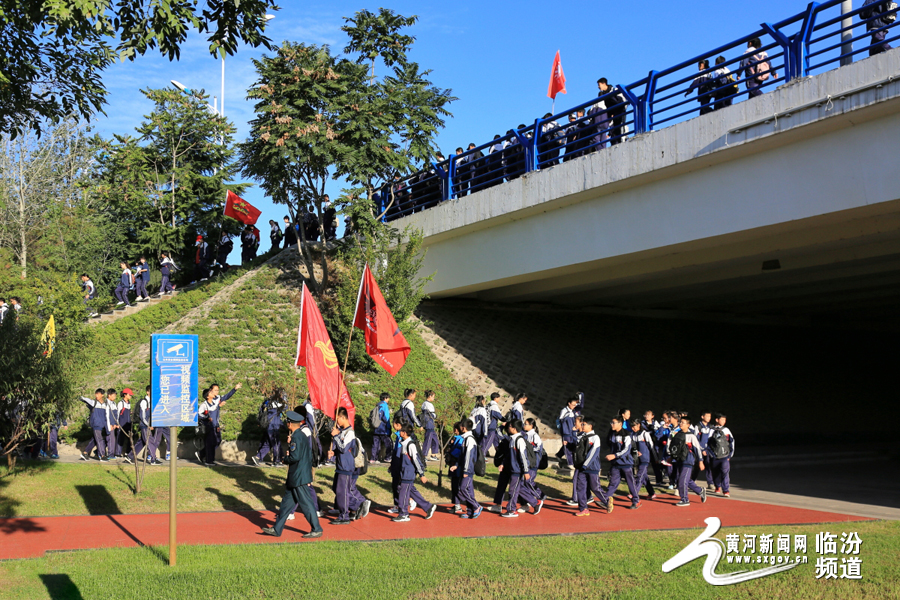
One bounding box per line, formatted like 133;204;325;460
150;334;199;567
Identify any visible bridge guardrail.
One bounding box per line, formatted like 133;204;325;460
383;0;899;223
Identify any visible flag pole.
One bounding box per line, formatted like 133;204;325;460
340;263;367;383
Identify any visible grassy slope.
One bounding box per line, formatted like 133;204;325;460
67;253;469;446
1;521;896;600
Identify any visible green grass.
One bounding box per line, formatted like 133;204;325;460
1;520;896;599
1;461;587;518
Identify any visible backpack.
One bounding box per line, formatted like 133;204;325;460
494;437;509;468
502;409;514;425
708;428;731;459
669;431;690;462
353;443;369;474
752;54;771;83
257;403;272;429
538;448;549;470
522;439;537;470
406;437;425;473
420;409;435;430
573;437;591;469
369;405;383;430
474;441;486;477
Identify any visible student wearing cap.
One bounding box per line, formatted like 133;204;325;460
262;411;323;538
194;235;208;283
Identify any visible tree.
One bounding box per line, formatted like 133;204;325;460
0;0;278;138
0;314;76;469
0;119;97;279
240;42;363;293
97;87;249;265
241;8;454;290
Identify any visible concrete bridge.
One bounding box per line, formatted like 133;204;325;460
396;50;900;326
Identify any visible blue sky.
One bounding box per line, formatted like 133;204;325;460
94;0;809;262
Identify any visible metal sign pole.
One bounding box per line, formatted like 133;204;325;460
169;425;177;566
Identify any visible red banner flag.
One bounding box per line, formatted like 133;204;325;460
547;50;567;100
223;190;262;225
295;283;355;422
352;264;411;376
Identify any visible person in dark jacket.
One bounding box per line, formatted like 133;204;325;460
262;411;323;538
684;60;716;116
252;389;286;466
371;393;393;463
329;407;366;524
79;389;113;461
599;79;628;145
391;424;437;522
195;382;241;465
134;257;151;302
861;0;895;56
114;262;133;307
604;416;641;509
630;420;658;501
467;143;487;194
283;216;298;247
450;419;483;519
158;252;178;296
269;219;283;250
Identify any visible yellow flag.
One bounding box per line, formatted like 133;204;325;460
41;315;56;358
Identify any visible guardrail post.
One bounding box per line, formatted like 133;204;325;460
447;155;457;199
512;128;533;173
797;2;821;77
432;162;450;202
532;118;543;170
618;85;641;135
639;71;658;132
762;22;794;79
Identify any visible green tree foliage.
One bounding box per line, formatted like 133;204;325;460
0;0;279;138
96;87;249;266
0;314;77;468
240;8;455;291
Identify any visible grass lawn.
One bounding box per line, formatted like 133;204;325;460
0;520;896;600
1;461;594;518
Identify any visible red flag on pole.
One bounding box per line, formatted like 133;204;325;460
223;190;262;225
352;264;411;376
295;283;355;422
547;50;567;100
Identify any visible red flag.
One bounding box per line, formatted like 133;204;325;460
352;264;411;376
295;283;355;422
223;190;262;225
547;50;567;100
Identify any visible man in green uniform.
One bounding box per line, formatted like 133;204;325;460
262;411;323;538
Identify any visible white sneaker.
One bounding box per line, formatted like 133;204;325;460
409;499;417;511
487;505;502;513
501;512;519;518
116;301;124;306
387;507;399;514
517;508;526;513
251;457;260;466
287;513;295;521
565;500;579;506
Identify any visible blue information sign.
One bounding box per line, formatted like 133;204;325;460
150;334;199;427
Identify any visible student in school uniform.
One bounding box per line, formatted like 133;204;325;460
195;382;242;465
558;396;579;469
134;257;151;302
451;419;483;519
573;417;613;516
709;413;735;497
669;416;708;507
470;396;488;449
0;297;7;324
158;252;178;296
193;235;209;283
399;389;420;428
522;418;546;504
642;410;664;485
105;389;121;457
370;393;392;463
391;424;437;522
629;420;657;501
655;411;675;488
695;410;715;491
502;419;542;518
387;416;407;515
482;392;504;455
604;415;641;510
566;415;590;507
261;411;324;538
487;431;512;512
617;408;632;431
42;409;68;459
420;390;439;460
252;390;286;466
446;422;464;513
79;389;112;461
126;386;159;464
300;397;321;464
115;389;133;457
80;274;99;317
509;393;527;423
114;262;134;307
329;407;367;525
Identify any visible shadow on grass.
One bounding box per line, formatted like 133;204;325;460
38;574;83;600
1;461;58;518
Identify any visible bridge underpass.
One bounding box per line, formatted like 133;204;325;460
401;50;900;451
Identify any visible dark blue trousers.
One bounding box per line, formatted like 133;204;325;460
398;482;433;517
676;462;703;503
455;475;480;515
84;428;107;457
493;467;510;504
422;429;439;455
273;486;322;536
607;465;639;506
42;427;59;456
333;473;364;520
575;470;609;512
482;429;498;455
256;427;283;462
371;434;391;462
505;473;538;514
711;457;731;492
635;463;655;496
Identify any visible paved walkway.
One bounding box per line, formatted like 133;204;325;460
0;495;869;560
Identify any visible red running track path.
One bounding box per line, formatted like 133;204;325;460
0;496;870;560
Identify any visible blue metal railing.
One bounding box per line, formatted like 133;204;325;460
383;0;899;222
